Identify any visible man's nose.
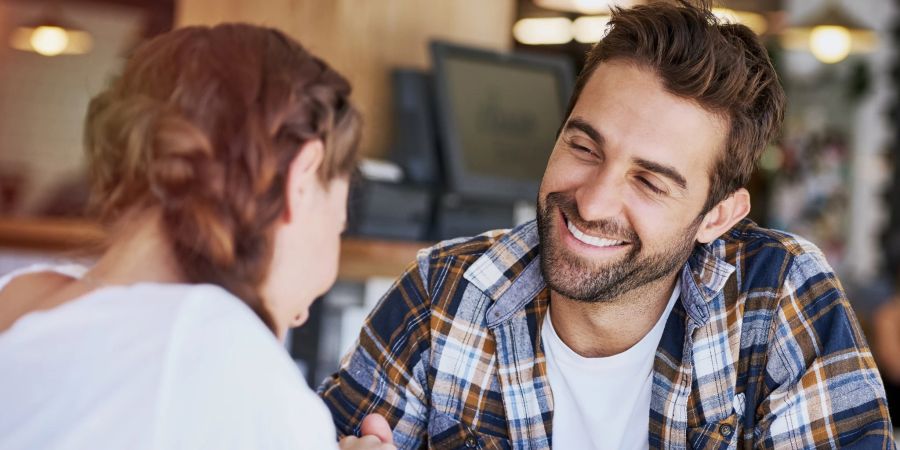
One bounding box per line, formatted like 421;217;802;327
575;168;625;222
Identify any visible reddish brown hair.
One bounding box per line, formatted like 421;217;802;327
84;24;361;330
567;0;785;213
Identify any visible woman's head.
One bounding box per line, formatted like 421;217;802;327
84;23;361;337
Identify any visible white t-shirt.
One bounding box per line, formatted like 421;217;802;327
0;265;338;450
542;282;680;450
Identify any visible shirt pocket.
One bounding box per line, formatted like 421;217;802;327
427;411;511;450
686;393;745;450
687;413;739;450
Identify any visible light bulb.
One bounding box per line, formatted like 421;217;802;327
29;26;69;56
711;8;768;35
513;18;573;45
573;0;608;14
809;25;852;64
573;16;611;43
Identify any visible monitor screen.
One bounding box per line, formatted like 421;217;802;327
431;42;574;202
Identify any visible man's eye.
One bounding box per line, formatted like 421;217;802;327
569;143;591;153
638;176;665;195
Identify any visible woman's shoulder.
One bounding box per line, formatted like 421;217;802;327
172;283;283;358
157;285;338;449
162;282;308;395
0;263;87;292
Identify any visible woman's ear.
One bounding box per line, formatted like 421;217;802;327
283;139;325;223
695;188;751;244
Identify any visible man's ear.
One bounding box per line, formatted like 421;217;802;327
695;188;751;244
283;139;325;222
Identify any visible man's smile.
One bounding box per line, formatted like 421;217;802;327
559;210;632;252
566;219;626;248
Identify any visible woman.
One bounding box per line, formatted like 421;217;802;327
0;24;390;450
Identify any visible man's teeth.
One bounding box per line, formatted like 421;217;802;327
567;220;624;248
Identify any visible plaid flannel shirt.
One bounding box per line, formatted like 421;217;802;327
319;219;894;449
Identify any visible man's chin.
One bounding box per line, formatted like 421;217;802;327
541;252;628;300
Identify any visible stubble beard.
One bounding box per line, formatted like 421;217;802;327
537;192;701;303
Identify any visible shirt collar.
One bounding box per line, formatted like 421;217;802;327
463;220;543;300
679;238;736;324
465;220;736;325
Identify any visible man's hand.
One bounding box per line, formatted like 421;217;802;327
338;435;395;450
339;414;395;450
360;414;393;443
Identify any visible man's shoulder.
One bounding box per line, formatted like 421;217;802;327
411;228;514;293
412;221;541;301
420;229;511;261
717;219;837;290
417;221;539;272
723;219;829;263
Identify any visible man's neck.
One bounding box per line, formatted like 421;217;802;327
547;274;679;358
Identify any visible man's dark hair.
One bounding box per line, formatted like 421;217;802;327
566;0;785;213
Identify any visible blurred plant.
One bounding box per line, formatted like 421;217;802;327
769;131;850;270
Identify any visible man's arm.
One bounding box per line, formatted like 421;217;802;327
754;249;894;448
319;263;432;449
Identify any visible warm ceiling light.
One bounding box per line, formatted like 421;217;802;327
9;25;93;56
534;0;642;14
573;0;610;14
29;26;69;56
573;15;611;43
712;8;768;35
809;25;852;64
782;2;876;64
8;7;93;57
513;17;573;45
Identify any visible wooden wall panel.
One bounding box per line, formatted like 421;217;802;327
176;0;515;158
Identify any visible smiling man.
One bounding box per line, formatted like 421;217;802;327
319;1;894;448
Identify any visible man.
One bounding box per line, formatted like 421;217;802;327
320;1;895;448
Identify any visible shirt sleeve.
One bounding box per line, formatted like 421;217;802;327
318;262;433;449
754;249;895;448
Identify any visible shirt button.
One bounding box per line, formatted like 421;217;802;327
465;436;478;448
719;423;734;438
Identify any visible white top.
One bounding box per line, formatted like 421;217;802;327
0;265;338;450
542;281;680;450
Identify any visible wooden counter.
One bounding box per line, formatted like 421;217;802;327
0;217;427;282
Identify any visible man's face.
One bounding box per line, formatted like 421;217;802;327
537;60;728;302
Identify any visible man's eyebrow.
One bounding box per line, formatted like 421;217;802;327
563;117;604;145
634;157;688;190
565;117;688;191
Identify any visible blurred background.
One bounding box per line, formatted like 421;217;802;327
1;0;899;423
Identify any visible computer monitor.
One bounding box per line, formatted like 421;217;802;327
430;41;575;202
